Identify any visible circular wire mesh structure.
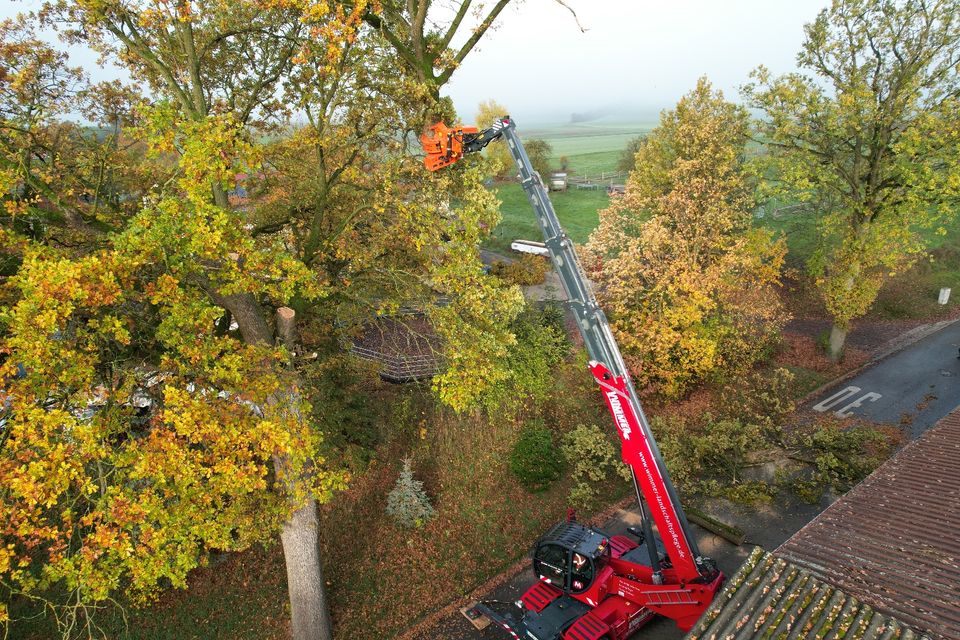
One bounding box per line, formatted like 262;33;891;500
349;312;442;383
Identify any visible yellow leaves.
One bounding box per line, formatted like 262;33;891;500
476;99;513;177
0;545;12;575
2;199;27;217
585;79;786;396
90;315;131;346
430;279;524;412
280;0;373;71
148;273;182;305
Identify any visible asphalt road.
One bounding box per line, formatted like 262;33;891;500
806;320;960;438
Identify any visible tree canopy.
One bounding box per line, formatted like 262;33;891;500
744;0;960;358
585;78;786;396
476;98;514;178
0;2;521;637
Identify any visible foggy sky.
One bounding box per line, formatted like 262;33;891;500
2;0;831;124
445;0;830;124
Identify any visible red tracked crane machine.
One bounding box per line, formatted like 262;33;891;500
421;117;724;640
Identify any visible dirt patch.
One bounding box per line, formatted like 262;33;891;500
775;332;869;375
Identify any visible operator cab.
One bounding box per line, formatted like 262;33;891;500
532;521;610;594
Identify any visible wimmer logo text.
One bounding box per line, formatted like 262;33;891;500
605;390;633;440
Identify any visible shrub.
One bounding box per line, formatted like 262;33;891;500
561;424;632;509
507;303;569;395
481;302;569;412
652;415;766;499
510;421;563;491
650;407;900;505
490;254;549;286
386;458;436;528
717;367;795;435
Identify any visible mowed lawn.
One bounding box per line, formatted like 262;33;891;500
484;121;654;254
485;183;610;253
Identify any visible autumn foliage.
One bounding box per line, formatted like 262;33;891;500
0;110;348;631
584;79;787;396
0;1;523;634
744;0;960;358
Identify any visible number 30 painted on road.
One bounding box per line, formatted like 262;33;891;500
812;386;882;417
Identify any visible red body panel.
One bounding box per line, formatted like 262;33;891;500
605;573;724;632
522;580;563;612
586;596;654;640
563;611;610;640
520;558;722;638
607;535;638;559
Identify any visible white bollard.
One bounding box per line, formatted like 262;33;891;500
939;287;951;305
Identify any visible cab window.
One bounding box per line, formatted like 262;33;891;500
570;552;594;593
533;544;568;586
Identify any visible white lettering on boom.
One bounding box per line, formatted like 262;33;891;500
605;390;633;441
605;386;686;561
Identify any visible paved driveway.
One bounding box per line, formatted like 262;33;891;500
806;320;960;438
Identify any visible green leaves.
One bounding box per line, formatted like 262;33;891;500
744;0;960;352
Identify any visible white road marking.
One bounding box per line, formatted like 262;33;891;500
812;386;861;412
812;385;883;417
834;392;882;417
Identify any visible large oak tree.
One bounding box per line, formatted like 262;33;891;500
1;2;522;639
744;0;960;359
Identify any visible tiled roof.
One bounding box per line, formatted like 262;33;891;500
688;548;928;640
778;410;960;639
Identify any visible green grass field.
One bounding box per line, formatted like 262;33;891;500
558;150;623;176
523;122;654;177
486;119;960;323
485;183;610;254
484;121;652;254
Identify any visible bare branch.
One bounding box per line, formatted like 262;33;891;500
554;0;587;33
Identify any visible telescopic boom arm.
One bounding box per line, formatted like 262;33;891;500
421;116;717;584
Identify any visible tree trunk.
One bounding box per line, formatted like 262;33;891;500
281;500;333;640
218;295;334;640
276;306;298;354
828;323;847;362
212;181;230;209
